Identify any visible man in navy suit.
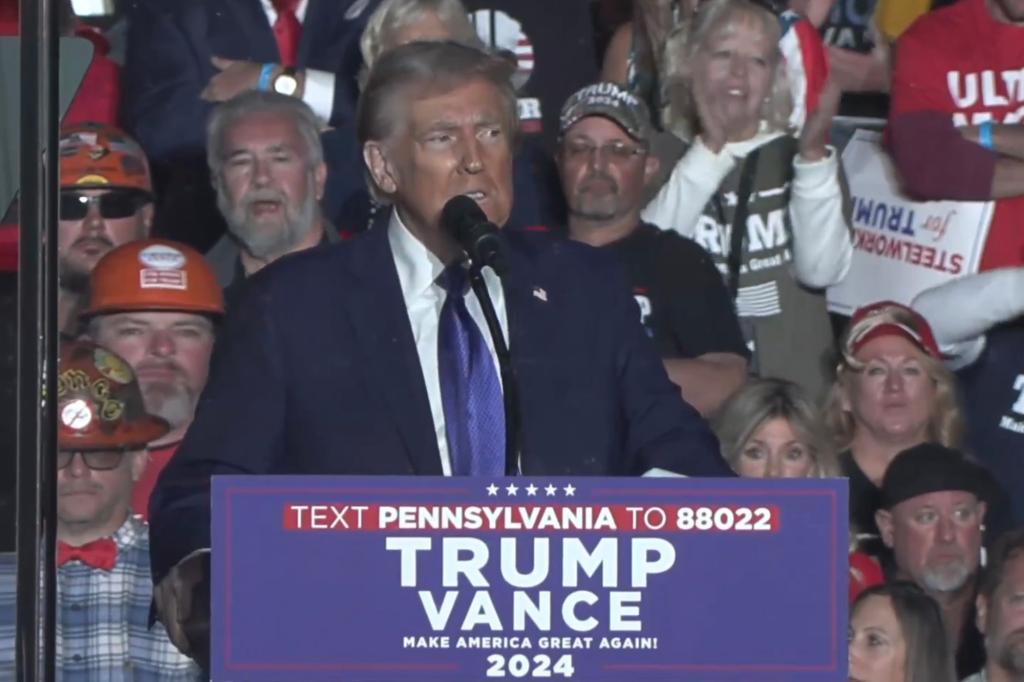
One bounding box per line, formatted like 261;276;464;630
149;41;732;664
121;0;375;246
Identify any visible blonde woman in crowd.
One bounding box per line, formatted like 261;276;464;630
358;0;482;85
714;378;837;478
640;0;850;398
824;301;963;547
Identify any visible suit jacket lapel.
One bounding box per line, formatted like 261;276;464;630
500;240;551;473
503;237;554;368
338;226;443;475
296;0;325;67
216;0;279;63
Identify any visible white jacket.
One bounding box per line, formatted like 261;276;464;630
641;131;853;289
912;267;1024;369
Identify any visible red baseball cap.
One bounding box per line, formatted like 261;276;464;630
846;300;940;359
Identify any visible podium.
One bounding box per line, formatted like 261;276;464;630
211;476;848;681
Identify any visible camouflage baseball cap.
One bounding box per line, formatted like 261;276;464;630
559;82;654;144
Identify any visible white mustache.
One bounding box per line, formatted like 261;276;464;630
242;189;288;209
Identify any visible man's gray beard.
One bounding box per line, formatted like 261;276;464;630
219;184;319;261
570;204;619;223
142;383;195;432
920;560;972;593
571;175;620;223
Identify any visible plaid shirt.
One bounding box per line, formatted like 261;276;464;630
0;515;202;681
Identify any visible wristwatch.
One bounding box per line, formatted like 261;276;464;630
272;67;299;97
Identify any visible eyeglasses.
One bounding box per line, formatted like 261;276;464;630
563;139;647;164
59;191;145;221
58;451;127;471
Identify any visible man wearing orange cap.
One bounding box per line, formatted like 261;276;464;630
0;340;200;679
83;239;224;519
58;123;155;336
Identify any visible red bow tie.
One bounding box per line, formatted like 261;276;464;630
57;538;117;571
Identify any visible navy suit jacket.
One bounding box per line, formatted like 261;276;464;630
148;226;732;582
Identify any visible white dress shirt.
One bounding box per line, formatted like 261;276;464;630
388;210;509;475
641;128;852;289
259;0;336;122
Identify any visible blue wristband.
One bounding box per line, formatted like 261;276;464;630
979;120;994;150
258;63;275;92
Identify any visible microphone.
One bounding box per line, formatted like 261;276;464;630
440;195;506;275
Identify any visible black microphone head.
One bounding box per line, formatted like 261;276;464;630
440;194;488;246
440;195;505;273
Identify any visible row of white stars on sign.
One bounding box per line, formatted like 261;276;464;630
485;483;575;497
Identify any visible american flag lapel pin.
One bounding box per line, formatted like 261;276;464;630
532;286;548;302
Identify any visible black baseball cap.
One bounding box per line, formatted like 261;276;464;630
880;443;999;509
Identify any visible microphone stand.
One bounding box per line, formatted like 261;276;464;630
468;263;521;476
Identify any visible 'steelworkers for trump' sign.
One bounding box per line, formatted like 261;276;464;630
828;129;994;315
212;476;848;681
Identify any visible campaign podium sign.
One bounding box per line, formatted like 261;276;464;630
212;476;848;681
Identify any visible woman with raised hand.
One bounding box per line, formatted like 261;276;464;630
641;0;851;398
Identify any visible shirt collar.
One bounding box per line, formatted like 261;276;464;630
261;0;309;22
723;121;787;158
94;514;146;557
388;208;446;306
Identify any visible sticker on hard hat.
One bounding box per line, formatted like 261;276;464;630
138;244;187;270
107;140;141;155
93;347;133;385
61;132;98;147
61;399;93;431
99;398;125;422
57;369;90;397
140;270;188;290
75;174;110;185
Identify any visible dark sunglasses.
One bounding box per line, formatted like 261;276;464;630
59;191;146;221
58;450;127;471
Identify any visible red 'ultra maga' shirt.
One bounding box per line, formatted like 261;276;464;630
889;0;1024;269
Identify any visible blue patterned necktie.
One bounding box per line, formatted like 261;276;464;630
437;264;506;476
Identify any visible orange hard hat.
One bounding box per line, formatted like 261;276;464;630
84;239;225;317
58;340;169;451
59;123;153;195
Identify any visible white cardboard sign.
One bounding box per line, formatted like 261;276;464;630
827;129;994;315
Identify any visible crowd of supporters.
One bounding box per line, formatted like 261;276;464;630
1;0;1022;679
